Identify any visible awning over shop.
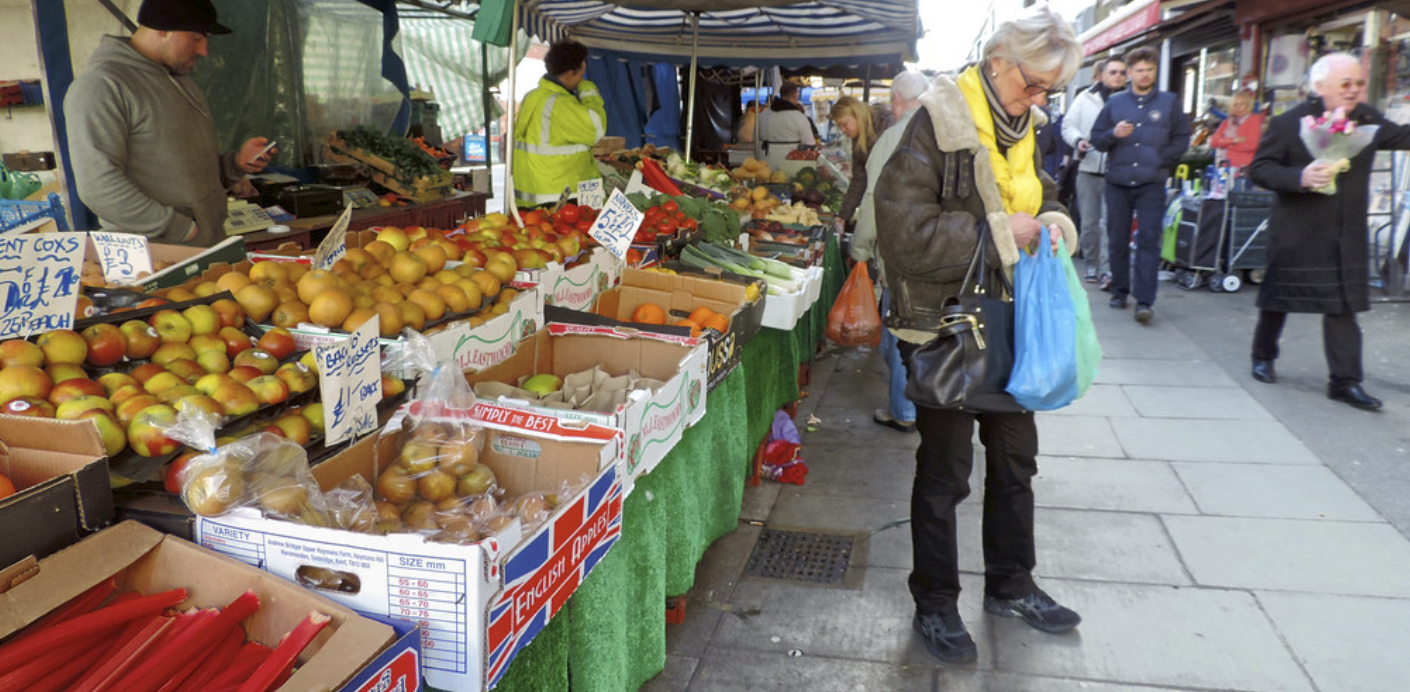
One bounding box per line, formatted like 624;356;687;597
517;1;918;70
1081;0;1160;57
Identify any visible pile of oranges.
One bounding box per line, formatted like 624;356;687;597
629;303;729;337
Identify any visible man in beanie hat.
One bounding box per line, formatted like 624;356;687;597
65;0;274;246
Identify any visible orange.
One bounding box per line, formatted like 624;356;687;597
701;313;730;334
674;318;702;338
631;303;667;325
688;306;717;324
0;471;15;499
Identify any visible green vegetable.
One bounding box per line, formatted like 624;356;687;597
336;126;444;182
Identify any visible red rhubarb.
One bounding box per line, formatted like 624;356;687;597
0;587;187;671
116;590;260;692
7;577;117;645
203;641;273;691
0;621;124;688
234;611;332;692
70;614;174;692
172;624;246;692
26;639;114;692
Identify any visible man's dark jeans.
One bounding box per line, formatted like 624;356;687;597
1105;181;1166;306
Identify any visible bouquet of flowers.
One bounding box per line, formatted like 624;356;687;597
1300;107;1379;195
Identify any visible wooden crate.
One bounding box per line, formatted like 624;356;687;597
323;137;452;202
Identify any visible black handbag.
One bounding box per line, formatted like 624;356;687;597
903;225;1025;413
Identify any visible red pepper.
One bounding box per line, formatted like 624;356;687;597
638;159;683;196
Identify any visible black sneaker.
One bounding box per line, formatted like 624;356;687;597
1134;304;1153;323
1108;296;1127;309
983;589;1081;633
912;611;978;663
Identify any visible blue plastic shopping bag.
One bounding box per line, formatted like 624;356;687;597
1006;227;1079;410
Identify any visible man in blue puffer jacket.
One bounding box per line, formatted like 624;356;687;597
1091;46;1191;323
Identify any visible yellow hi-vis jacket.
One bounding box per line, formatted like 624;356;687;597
513;76;606;206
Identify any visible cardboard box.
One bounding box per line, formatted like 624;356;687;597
520;247;623;311
760;264;824;331
194;410;623;692
0;417;113;570
592;136;627;156
0;521;398;692
571;267;765;391
465;323;708;491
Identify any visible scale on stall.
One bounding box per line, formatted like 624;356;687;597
342;186;381;209
223;199;274;235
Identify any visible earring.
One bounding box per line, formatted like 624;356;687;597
991;72;998;77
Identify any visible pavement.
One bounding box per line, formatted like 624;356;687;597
642;277;1410;692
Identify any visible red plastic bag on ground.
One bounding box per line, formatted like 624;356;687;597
826;261;882;347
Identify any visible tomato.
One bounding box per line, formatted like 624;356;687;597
683;218;698;231
522;209;545;226
575;218;593;233
559;204;581;224
656;221;676;236
674;212;686;224
663;200;679;214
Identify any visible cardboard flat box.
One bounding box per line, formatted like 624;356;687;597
465;323;708;493
103;236;248;292
760;264;824;331
0;417;113;570
572;267;765;391
0;521;398;692
518;247;623;311
195;410;623;692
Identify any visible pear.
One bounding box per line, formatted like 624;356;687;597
522;373;562;397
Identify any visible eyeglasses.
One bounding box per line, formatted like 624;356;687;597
1337;79;1367;90
1016;63;1063;100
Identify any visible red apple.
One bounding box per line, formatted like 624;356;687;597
120;320;162;360
188;334;226;357
78;409;127;457
245;375;290;405
182;304;220;336
108;384;148;406
129;362;168;384
1;396;55;418
0;365;53;404
127;404;181;457
46;363;89;385
115;394;162;425
227;366;262;384
271;413;313;445
219;327;254;359
143;371;187;396
47;378;106;406
157;384;202;404
211;380;260;417
148;310;193;344
211;298;246;329
233;349;278;375
174;394;226;423
151;343;198;367
256;327;297;360
165;358;206;384
55;395;114;421
381;374;406;398
36;329;88;366
274;362;318;395
164;450;201;494
194;373;235;396
81;323;128;367
97;372;140;396
196;350;231;375
260;424;287;439
0;339;44;368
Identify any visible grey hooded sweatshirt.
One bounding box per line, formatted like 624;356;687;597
65;35;241;246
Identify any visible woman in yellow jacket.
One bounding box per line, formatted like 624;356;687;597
513;40;607;207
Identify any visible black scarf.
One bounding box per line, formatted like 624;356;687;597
1091;82;1113;101
979;69;1030;153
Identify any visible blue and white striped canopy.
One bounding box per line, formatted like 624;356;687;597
518;1;918;70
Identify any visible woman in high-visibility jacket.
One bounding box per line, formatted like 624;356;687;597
513;40;607;207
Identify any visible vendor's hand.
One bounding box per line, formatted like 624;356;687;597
1301;162;1335;190
238;137;277;174
1113;121;1135;138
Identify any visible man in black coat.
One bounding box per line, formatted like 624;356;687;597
1247;53;1410;410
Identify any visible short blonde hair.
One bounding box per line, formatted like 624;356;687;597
983;4;1083;87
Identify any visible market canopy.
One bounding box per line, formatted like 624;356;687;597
516;0;919;70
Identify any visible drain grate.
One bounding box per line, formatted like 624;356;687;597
743;528;860;586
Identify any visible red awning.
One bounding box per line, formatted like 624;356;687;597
1082;0;1161;57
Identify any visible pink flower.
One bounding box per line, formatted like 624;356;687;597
1345;120;1357;134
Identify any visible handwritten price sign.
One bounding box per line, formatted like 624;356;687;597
577;178;605;209
89;232;154;284
315;316;383;445
0;233;85;339
313;204;353;270
587;189;644;261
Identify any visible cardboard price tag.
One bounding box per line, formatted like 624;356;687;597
587;189;644;261
315;316;383;445
312;204;353;270
577;178;605;209
0;233;85;339
89;232;153;284
315;338;352;445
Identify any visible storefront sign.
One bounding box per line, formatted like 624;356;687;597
0;233;84;338
577;179;605;209
89;232;153;284
315;315;382;444
588;189;644;261
1083;0;1160;56
313;204;353;270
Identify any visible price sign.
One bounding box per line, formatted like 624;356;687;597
89;232;153;284
625;169;652;196
312;204;353;270
315;315;383;445
0;233;85;339
587;189;644;261
315;338;352;445
577;178;606;209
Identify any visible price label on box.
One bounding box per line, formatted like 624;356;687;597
0;233;84;339
624;169;652;196
315;315;382;444
312;204;353;270
577;178;605;209
89;232;153;284
587;189;644;261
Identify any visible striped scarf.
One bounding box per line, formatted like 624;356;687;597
979;69;1030;152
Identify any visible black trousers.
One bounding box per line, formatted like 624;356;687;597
901;341;1040;614
1252;309;1363;388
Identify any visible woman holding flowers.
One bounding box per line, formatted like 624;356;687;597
1247;53;1410;410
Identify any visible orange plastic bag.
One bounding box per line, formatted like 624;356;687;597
826;262;882;347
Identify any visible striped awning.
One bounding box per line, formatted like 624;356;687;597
518;0;918;69
399;16;528;137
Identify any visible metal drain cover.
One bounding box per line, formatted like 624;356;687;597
743;528;866;588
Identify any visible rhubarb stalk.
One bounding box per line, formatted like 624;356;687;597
0;588;187;671
234;612;332;692
116;590;260;692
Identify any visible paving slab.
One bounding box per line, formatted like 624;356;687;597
1256;590;1410;692
1172;462;1383;521
800;442;916;501
805;405;924;451
716;568;994;668
986;579;1314;692
1112;418;1318;464
641;655;699;692
1095;358;1240;387
1034;457;1198;515
1035;415;1126;458
686;648;940;692
769;489;910;535
739;482;782;524
954;507;1192;586
1042;384;1139;418
1093;331;1209;360
1163;515;1410;597
1122;385;1274;420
